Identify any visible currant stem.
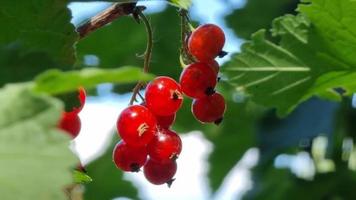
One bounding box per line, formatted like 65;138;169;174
129;8;153;105
179;9;195;64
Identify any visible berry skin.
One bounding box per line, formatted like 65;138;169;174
117;105;157;147
156;114;176;129
144;158;177;186
206;60;219;74
147;129;182;163
113;140;148;172
145;76;183;116
58;112;81;138
68;87;86;115
192;92;226;124
188;24;225;61
180;62;217;99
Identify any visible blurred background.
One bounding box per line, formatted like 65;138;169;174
68;0;356;199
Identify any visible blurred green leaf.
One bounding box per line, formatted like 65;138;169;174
168;0;192;9
33;67;154;95
76;7;183;91
246;165;356;200
84;136;138;200
73;170;93;184
223;0;356;116
0;0;78;86
208;101;257;191
226;0;298;39
0;84;77;200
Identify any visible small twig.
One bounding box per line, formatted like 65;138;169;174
76;2;137;39
129;8;153;105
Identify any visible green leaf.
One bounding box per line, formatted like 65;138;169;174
73;170;93;184
84;136;138;200
245;165;356;200
226;0;299;39
223;0;356;116
33;67;154;95
168;0;192;9
0;84;77;200
0;0;78;86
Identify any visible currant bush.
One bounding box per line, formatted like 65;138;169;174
112;17;226;187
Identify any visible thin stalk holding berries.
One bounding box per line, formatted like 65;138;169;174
129;8;153;105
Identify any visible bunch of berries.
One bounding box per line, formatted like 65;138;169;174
180;24;226;124
113;23;226;186
58;87;86;138
114;76;183;186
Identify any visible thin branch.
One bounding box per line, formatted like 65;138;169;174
129;8;153;105
76;2;137;39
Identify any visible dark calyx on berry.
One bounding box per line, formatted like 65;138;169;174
218;50;228;58
130;163;141;172
214;117;224;125
205;87;216;96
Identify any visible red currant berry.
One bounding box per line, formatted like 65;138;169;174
180;62;217;98
58;112;81;138
145;76;183;116
192;92;226;124
206;60;219;74
70;87;86;115
156;114;176;129
144;158;177;186
147;129;182;163
113;140;148;172
117;105;157;147
188;24;225;61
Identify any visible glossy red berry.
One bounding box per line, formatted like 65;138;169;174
70;87;86;115
58;112;81;138
188;24;225;61
117;105;157;147
113;140;148;172
147;129;182;163
155;114;176;129
145;76;183;116
192;92;226;124
144;159;177;186
206;60;219;74
180;62;217;98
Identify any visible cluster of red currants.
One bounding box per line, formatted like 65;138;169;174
113;76;183;186
181;24;227;124
58;87;86;138
113;23;226;186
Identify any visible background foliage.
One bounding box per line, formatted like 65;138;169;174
0;0;356;199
